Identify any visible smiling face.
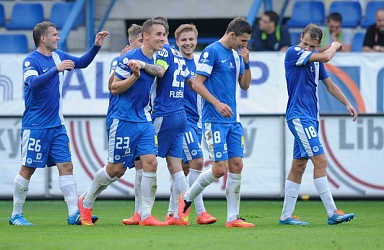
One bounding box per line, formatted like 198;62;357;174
42;26;60;52
176;30;197;58
144;24;166;51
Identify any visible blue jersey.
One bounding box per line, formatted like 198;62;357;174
151;44;191;118
106;56;119;123
183;56;202;128
113;48;156;122
196;41;244;123
285;45;329;121
22;46;100;129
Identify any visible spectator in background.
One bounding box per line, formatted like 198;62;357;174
363;8;384;52
251;10;291;52
318;12;352;52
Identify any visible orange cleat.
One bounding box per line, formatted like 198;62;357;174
165;214;185;226
196;211;217;225
78;196;94;226
177;193;191;225
122;212;141;225
139;215;168;226
225;218;254;228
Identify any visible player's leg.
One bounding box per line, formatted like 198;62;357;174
122;160;142;225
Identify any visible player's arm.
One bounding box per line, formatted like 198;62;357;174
110;62;140;95
322;77;358;121
238;47;251;91
192;74;233;117
107;68;116;91
133;59;167;77
309;41;341;63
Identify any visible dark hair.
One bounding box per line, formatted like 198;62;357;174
151;16;169;34
226;17;252;36
327;12;342;23
33;21;56;47
142;18;166;34
302;23;323;43
264;10;279;26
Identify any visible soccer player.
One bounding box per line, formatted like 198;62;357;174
174;23;217;225
279;23;358;226
178;17;255;228
9;21;108;226
106;24;144;226
78;18;168;226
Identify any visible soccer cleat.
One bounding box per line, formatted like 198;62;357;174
164;214;184;226
196;211;217;225
328;210;354;225
177;193;192;225
279;216;309;226
225;217;254;228
122;212;141;225
9;213;34;226
139;215;168;226
68;210;99;225
78;196;94;226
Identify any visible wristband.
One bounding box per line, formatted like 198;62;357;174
244;63;250;70
139;61;146;69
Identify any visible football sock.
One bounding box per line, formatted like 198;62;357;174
59;175;78;216
226;173;241;222
12;174;29;217
189;169;206;215
167;175;176;216
140;172;157;220
185;169;217;202
134;169;143;213
171;171;188;219
281;180;300;220
83;166;116;208
314;176;337;217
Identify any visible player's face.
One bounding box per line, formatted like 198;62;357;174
376;10;384;32
130;34;143;49
43;26;60;52
230;32;251;51
146;24;166;51
176;31;197;58
299;33;320;52
327;19;341;35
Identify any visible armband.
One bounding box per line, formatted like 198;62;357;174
139;61;146;69
244;63;250;70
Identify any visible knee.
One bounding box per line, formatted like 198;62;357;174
57;162;74;175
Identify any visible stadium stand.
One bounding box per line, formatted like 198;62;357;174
6;3;44;30
286;1;325;28
0;34;28;53
351;31;365;52
290;31;301;45
0;4;5;27
360;1;384;28
50;2;83;30
328;1;362;28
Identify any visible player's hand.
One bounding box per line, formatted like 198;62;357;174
238;46;250;63
94;31;109;47
57;60;75;72
331;41;342;51
215;102;233;117
128;60;141;77
346;104;358;121
120;45;132;56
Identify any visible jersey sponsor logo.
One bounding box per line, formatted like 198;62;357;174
43;68;48;73
158;49;169;57
221;60;227;63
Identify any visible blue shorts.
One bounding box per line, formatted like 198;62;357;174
21;125;71;168
182;122;203;163
204;122;244;162
107;119;158;168
152;111;187;158
287;118;324;159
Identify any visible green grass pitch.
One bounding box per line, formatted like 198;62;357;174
0;199;383;249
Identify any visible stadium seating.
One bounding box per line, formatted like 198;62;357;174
286;1;325;28
290;31;301;45
0;4;5;27
50;2;83;30
6;3;44;30
328;1;361;28
351;32;366;52
360;1;384;28
0;34;28;53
